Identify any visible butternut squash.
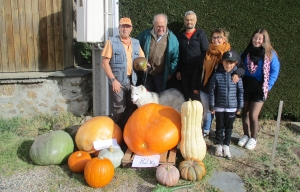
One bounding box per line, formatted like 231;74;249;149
180;100;206;161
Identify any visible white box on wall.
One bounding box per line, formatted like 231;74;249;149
76;0;104;43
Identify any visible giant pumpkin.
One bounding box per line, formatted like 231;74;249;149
124;103;181;156
180;100;206;161
75;116;123;153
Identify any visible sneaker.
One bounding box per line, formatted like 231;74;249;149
203;132;210;139
245;138;257;150
215;144;223;157
223;145;231;159
238;135;249;147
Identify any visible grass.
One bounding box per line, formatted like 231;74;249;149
0;113;299;191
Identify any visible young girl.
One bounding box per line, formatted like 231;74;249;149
238;29;280;150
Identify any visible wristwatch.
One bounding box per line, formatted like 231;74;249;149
110;78;115;83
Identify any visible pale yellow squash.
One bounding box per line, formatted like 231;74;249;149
180;100;206;161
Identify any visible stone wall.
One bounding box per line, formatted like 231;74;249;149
0;68;92;118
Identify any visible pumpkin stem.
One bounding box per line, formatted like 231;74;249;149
109;145;114;152
142;143;146;148
77;152;82;157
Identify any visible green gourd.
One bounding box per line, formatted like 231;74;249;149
30;130;74;165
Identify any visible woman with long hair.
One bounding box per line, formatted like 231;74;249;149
238;29;280;150
193;28;245;138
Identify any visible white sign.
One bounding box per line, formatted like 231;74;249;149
132;154;160;167
93;138;120;150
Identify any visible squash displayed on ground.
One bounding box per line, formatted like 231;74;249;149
84;157;114;188
75;116;123;154
179;158;206;181
180;100;207;161
156;164;180;187
30;130;74;165
98;146;124;168
124;103;181;156
68;151;91;173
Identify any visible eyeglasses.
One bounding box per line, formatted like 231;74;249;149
212;36;222;40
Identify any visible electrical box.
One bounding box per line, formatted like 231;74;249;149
76;0;104;43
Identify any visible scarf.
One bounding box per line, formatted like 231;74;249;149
246;53;270;99
202;42;231;85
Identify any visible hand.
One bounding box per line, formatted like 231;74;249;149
112;80;122;93
193;90;199;94
144;63;151;72
232;74;240;83
236;109;241;115
176;72;181;80
211;110;215;114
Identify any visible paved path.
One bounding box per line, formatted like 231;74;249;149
206;131;247;192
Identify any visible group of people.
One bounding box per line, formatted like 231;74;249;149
101;11;280;159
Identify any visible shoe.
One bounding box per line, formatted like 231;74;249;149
215;144;223;157
238;135;249;147
223;145;231;159
245;138;257;150
203;132;210;138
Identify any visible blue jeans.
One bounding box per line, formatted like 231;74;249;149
200;91;214;134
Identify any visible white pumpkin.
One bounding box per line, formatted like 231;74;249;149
180;100;206;161
98;146;124;168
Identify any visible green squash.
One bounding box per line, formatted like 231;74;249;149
30;130;74;165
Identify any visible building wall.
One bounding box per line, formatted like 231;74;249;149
0;69;92;118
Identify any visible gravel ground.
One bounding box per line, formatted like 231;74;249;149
0;165;194;192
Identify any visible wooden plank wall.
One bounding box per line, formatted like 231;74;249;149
0;0;74;72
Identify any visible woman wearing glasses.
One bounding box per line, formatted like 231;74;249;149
193;28;245;138
238;29;280;150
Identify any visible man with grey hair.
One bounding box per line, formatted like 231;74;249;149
137;13;179;93
176;10;209;101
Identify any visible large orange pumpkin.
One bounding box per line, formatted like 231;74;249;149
124;103;181;156
75;116;123;153
84;157;114;188
68;151;91;173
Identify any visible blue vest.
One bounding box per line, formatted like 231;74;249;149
109;36;140;86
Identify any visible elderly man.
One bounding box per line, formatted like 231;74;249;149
176;11;209;101
102;17;145;129
137;13;179;93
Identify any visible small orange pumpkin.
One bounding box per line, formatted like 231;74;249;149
124;103;181;156
179;158;206;181
75;116;123;153
68;151;91;173
84;157;114;188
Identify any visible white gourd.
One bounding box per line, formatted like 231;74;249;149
98;146;124;168
180;100;206;161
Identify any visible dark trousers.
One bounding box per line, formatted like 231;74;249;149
215;111;236;146
144;72;165;93
111;77;137;130
181;72;200;101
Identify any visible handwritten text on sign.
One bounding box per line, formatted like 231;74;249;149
132;154;160;167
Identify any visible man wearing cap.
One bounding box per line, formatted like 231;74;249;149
137;13;179;93
102;17;145;129
208;50;244;159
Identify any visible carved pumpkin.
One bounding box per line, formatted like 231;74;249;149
156;164;180;187
179;158;206;181
124;103;181;156
30;130;74;165
84;157;114;188
68;151;91;173
98;146;124;168
180;100;206;161
75;116;123;153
